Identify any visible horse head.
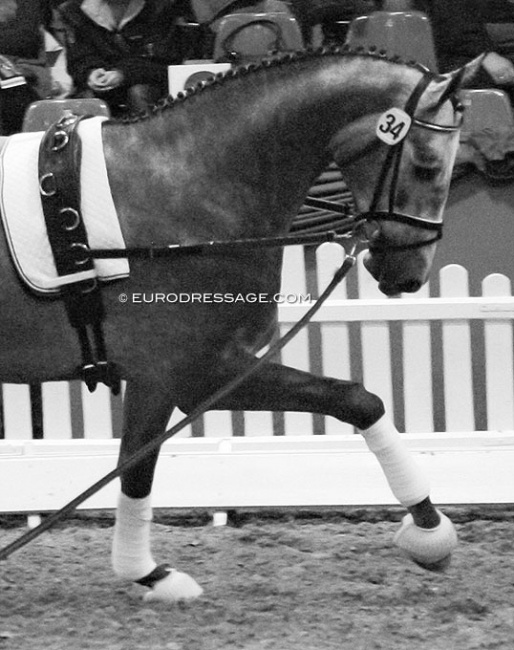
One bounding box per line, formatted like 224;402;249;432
332;56;483;296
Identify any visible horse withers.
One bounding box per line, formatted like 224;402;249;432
0;48;482;602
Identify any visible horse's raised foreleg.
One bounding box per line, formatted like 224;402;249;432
113;379;203;603
184;357;456;570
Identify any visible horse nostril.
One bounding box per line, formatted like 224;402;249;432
379;279;421;296
379;282;401;297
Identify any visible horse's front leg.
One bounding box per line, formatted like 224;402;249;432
186;357;456;571
113;379;203;603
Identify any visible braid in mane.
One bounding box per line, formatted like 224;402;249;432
111;46;431;125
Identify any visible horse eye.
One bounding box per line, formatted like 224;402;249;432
453;99;465;114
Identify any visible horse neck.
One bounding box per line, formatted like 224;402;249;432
103;54;422;242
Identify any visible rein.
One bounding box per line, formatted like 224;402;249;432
89;220;363;260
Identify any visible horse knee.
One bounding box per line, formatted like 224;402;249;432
336;381;385;430
176;392;206;416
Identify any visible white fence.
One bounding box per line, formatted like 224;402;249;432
1;245;513;513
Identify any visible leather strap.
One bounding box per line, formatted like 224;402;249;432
38;113;120;394
38;113;103;325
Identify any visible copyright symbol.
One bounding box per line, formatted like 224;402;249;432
118;293;128;303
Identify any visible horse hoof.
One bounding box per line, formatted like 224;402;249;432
393;510;457;570
412;553;453;573
143;569;203;604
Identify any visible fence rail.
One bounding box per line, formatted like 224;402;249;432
1;245;513;512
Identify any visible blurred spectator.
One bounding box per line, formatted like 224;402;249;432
58;0;188;116
190;1;378;48
289;0;379;45
417;0;514;182
0;0;58;134
191;0;292;24
417;0;514;102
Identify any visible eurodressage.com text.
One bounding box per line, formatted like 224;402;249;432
119;292;312;304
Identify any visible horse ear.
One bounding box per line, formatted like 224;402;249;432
431;54;486;106
458;54;487;87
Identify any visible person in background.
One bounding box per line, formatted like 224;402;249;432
417;0;514;103
58;0;188;116
0;0;57;134
289;0;379;46
417;0;514;180
190;0;379;49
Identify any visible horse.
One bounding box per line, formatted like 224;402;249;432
0;47;481;602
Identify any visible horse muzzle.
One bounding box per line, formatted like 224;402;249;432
363;252;423;296
379;278;422;296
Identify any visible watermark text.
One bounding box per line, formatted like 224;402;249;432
118;292;311;305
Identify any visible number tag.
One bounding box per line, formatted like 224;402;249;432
376;108;412;145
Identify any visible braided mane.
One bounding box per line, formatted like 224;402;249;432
116;45;432;124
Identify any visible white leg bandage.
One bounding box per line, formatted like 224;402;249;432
360;414;430;507
111;492;157;582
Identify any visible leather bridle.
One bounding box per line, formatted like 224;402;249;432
360;73;463;253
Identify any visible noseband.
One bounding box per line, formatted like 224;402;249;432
361;73;462;253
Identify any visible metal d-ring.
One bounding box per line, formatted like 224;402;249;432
80;278;98;294
70;242;91;266
39;172;57;197
60;207;81;232
51;129;69;152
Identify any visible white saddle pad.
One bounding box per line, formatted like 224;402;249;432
0;116;129;294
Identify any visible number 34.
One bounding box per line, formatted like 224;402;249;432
376;107;412;145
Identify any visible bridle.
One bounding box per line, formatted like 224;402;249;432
360;72;464;253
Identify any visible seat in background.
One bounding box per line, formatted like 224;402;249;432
381;0;415;10
460;89;514;137
22;98;110;132
213;11;303;63
456;89;514;184
344;10;438;72
192;0;289;24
